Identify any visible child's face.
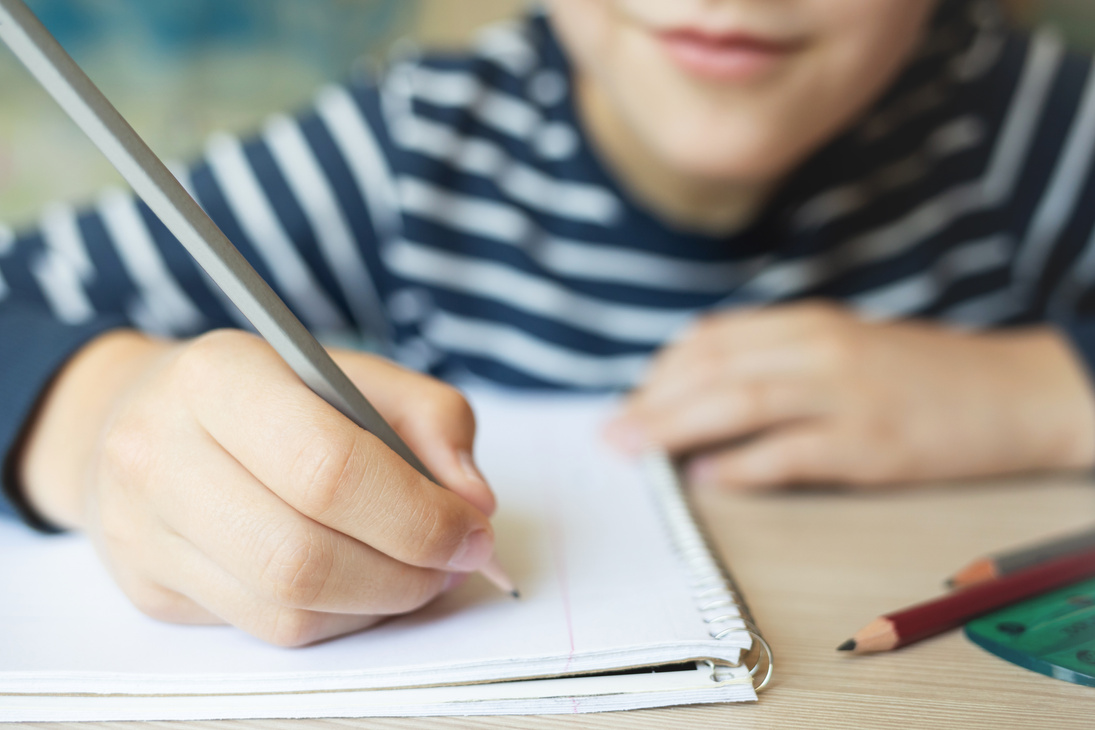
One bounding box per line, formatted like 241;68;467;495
549;0;939;184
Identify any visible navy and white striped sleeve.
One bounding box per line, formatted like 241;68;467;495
0;80;394;526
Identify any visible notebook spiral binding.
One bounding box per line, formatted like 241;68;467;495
642;451;774;692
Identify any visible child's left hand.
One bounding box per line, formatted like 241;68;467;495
606;302;1095;490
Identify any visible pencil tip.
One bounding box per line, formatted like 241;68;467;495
510;589;521;600
837;639;856;652
944;578;956;589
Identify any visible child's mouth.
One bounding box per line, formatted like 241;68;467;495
657;28;801;82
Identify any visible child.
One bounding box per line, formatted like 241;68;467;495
2;0;1094;645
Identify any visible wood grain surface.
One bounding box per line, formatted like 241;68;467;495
13;473;1095;729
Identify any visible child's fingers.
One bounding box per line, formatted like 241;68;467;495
177;335;495;575
332;352;495;516
149;435;449;616
633;304;857;413
148;532;386;648
98;495;397;645
608;379;833;455
632;341;832;414
684;423;841;490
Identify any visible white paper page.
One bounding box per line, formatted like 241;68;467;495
0;392;750;697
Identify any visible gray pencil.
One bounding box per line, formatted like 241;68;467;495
0;0;515;596
947;527;1095;589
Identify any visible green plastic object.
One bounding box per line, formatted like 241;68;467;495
964;578;1095;687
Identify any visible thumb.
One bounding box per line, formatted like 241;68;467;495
398;393;497;517
331;350;497;516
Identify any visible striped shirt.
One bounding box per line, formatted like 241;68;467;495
3;0;1095;524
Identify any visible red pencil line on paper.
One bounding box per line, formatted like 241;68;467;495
543;475;576;674
552;519;576;668
553;493;580;715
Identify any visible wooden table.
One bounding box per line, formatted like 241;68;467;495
19;474;1095;730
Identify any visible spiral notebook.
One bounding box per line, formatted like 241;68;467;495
0;391;771;721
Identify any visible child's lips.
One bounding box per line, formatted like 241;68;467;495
657;28;802;82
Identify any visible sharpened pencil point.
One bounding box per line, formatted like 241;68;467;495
510;589;521;600
944;578;956;589
837;639;856;652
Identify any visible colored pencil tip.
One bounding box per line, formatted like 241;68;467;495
510;589;521;600
837;639;856;652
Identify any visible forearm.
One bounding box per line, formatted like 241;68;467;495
17;330;175;530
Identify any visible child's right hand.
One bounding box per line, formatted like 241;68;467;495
17;329;497;646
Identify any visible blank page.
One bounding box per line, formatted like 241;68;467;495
0;391;749;697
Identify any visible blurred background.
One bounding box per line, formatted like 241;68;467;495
0;0;1092;225
0;0;525;223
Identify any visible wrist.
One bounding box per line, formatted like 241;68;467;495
17;330;174;530
988;326;1095;473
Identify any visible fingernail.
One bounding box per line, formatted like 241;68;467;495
447;529;493;572
603;420;649;454
458;450;488;487
443;572;470;592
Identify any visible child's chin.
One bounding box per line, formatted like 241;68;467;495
654;134;803;184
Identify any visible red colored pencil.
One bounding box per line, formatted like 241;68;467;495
839;545;1095;653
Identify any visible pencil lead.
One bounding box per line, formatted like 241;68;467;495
837;639;856;652
510;589;521;600
944;578;956;589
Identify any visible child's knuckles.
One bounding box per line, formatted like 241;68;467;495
286;428;363;519
98;413;158;489
257;528;335;609
171;329;269;402
171;329;239;382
